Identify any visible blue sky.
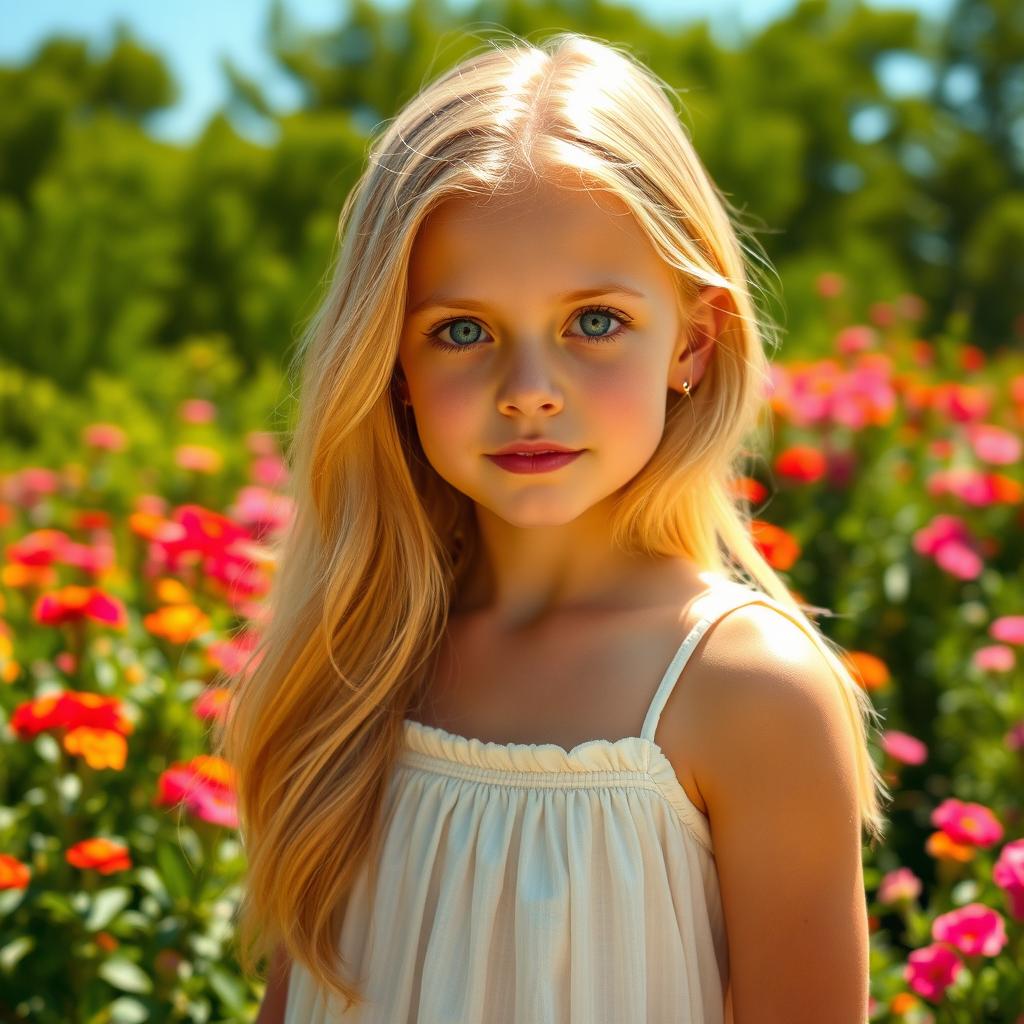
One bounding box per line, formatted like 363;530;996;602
2;0;953;144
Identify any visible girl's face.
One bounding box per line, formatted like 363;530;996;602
397;175;700;529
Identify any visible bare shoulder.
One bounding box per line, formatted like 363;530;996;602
676;601;870;1023
677;600;856;769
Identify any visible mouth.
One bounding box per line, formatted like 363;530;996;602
484;450;585;474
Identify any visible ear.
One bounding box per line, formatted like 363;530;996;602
669;285;732;397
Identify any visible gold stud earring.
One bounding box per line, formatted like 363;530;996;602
683;379;690;394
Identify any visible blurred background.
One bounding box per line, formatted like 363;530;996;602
1;2;1023;1022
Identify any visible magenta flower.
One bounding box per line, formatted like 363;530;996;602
993;839;1024;921
904;942;963;1002
932;902;1008;957
912;514;985;580
972;644;1015;672
931;798;1004;847
881;730;928;766
877;866;922;906
990;614;1024;645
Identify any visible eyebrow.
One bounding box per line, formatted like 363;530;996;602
406;283;646;317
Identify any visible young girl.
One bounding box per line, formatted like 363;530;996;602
218;30;891;1024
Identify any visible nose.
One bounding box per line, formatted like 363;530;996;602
496;341;565;417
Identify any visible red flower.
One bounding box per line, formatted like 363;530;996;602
775;444;827;484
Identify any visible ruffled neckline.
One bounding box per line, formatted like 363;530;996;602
400;717;714;853
402;716;654;773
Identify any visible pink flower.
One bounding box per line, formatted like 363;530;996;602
992;838;1024;921
882;730;928;765
990;615;1024;645
179;399;217;424
82;423;127;452
972;645;1015;672
835;325;877;354
912;515;985;581
932;902;1008;957
877;866;922;905
931;798;1004;848
228;485;293;539
965;423;1022;465
904;943;963;1002
251;453;290;488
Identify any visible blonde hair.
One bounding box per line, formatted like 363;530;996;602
212;29;891;1014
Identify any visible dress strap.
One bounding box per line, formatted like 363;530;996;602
639;579;771;743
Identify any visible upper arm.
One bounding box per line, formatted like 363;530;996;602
693;605;869;1024
255;942;292;1024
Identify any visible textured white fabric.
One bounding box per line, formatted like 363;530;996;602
285;578;776;1023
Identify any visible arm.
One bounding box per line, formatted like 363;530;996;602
695;607;870;1024
255;942;291;1024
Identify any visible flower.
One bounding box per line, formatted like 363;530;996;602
932;902;1008;957
972;645;1015;672
931;798;1004;848
33;585;128;629
904;942;963;1002
66;838;132;874
63;726;128;770
843;651;890;692
965;423;1022;465
990;615;1024;645
882;730;928;765
751;520;800;571
0;853;31;890
992;838;1024;921
775;445;828;484
155;755;237;828
877;867;922;906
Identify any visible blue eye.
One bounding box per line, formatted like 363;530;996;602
422;305;633;354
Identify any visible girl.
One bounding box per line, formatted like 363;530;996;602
217;30;891;1024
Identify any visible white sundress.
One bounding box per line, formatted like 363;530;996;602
285;578;791;1022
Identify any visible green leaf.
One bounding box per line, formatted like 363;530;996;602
107;997;151;1023
85;886;132;930
99;957;153;995
207;963;248;1011
0;935;34;972
156;841;193;902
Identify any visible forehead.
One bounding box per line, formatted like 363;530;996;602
406;175;675;302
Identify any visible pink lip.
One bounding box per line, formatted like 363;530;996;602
485;451;584;474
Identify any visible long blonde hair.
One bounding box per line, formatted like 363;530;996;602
212;29;891;1014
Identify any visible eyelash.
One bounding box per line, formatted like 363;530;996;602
422;305;633;354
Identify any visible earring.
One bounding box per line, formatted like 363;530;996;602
683;379;690;394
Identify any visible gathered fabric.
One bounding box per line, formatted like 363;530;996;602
285;577;785;1023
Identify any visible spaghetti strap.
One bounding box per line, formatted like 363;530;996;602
639;579;774;743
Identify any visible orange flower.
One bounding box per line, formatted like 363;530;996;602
64;726;128;770
926;830;976;863
0;853;31;890
750;519;800;570
1;562;58;588
65;838;132;874
96;932;119;953
155;577;193;604
843;651;890;692
143;604;211;644
889;992;920;1015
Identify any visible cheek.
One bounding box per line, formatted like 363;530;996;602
585;365;666;448
411;372;484;459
